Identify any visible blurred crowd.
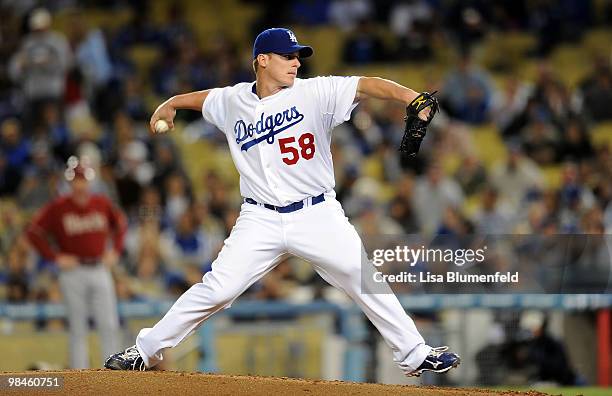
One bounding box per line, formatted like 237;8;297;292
0;1;611;320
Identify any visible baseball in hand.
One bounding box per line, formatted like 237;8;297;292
154;119;170;133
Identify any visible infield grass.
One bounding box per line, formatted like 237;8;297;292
502;387;609;396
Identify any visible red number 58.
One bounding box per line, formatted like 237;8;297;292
279;132;315;165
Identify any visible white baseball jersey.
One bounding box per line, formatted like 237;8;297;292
135;75;434;376
202;76;360;206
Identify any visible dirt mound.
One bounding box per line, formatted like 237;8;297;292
0;370;551;396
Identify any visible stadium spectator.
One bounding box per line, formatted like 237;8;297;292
25;157;127;368
513;201;550;234
389;0;435;61
131;252;166;300
1;118;30;171
125;218;170;300
0;118;31;195
580;60;612;122
159;2;195;52
115;140;154;216
124;217;174;299
164;210;213;270
152;34;214;101
528;0;564;56
204;170;231;223
441;53;495;124
253;259;298;301
163;171;192;226
444;0;490;52
557;162;596;232
378;139;403;182
593;146;612;187
8;8;72;126
557;117;594;163
436;206;473;235
17;141;58;210
151;138;189;199
354;198;404;240
0;149;22;197
335;164;360;206
520;113;560;166
291;0;331;26
122;76;149;122
111;8;162;54
524;314;578;385
38;101;72;162
388;172;419;233
600;184;612;234
453;154;487;196
492;76;532;131
328;0;373;32
134;185;167;227
0;200;25;257
473;186;513;234
5;235;32;302
31;272;65;331
413;162;464;234
345;100;384;155
427;116;476;163
341;19;386;64
65;9;114;121
502;62;570;140
114;269;139;302
532;63;574;124
191;200;224;257
490;145;543;213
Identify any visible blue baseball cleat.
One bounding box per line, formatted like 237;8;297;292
407;346;461;377
104;345;147;371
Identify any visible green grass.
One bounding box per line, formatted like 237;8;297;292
498;387;610;396
541;388;609;396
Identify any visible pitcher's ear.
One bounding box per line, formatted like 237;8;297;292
258;54;269;68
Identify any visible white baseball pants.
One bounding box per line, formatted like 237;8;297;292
136;196;430;373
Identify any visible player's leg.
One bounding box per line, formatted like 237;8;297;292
286;198;432;374
58;268;90;368
89;264;120;362
122;204;285;369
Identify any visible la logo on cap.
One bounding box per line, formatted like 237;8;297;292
288;30;297;43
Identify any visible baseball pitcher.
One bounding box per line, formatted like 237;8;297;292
105;28;458;377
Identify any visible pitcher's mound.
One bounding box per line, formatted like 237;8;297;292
0;370;551;396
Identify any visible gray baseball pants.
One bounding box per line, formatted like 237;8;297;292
58;263;120;368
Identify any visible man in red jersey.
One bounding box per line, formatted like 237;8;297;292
27;156;127;368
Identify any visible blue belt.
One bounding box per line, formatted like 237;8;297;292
245;193;325;213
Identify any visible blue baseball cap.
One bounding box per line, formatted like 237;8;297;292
253;28;313;59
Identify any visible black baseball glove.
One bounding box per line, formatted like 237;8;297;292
399;91;439;157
